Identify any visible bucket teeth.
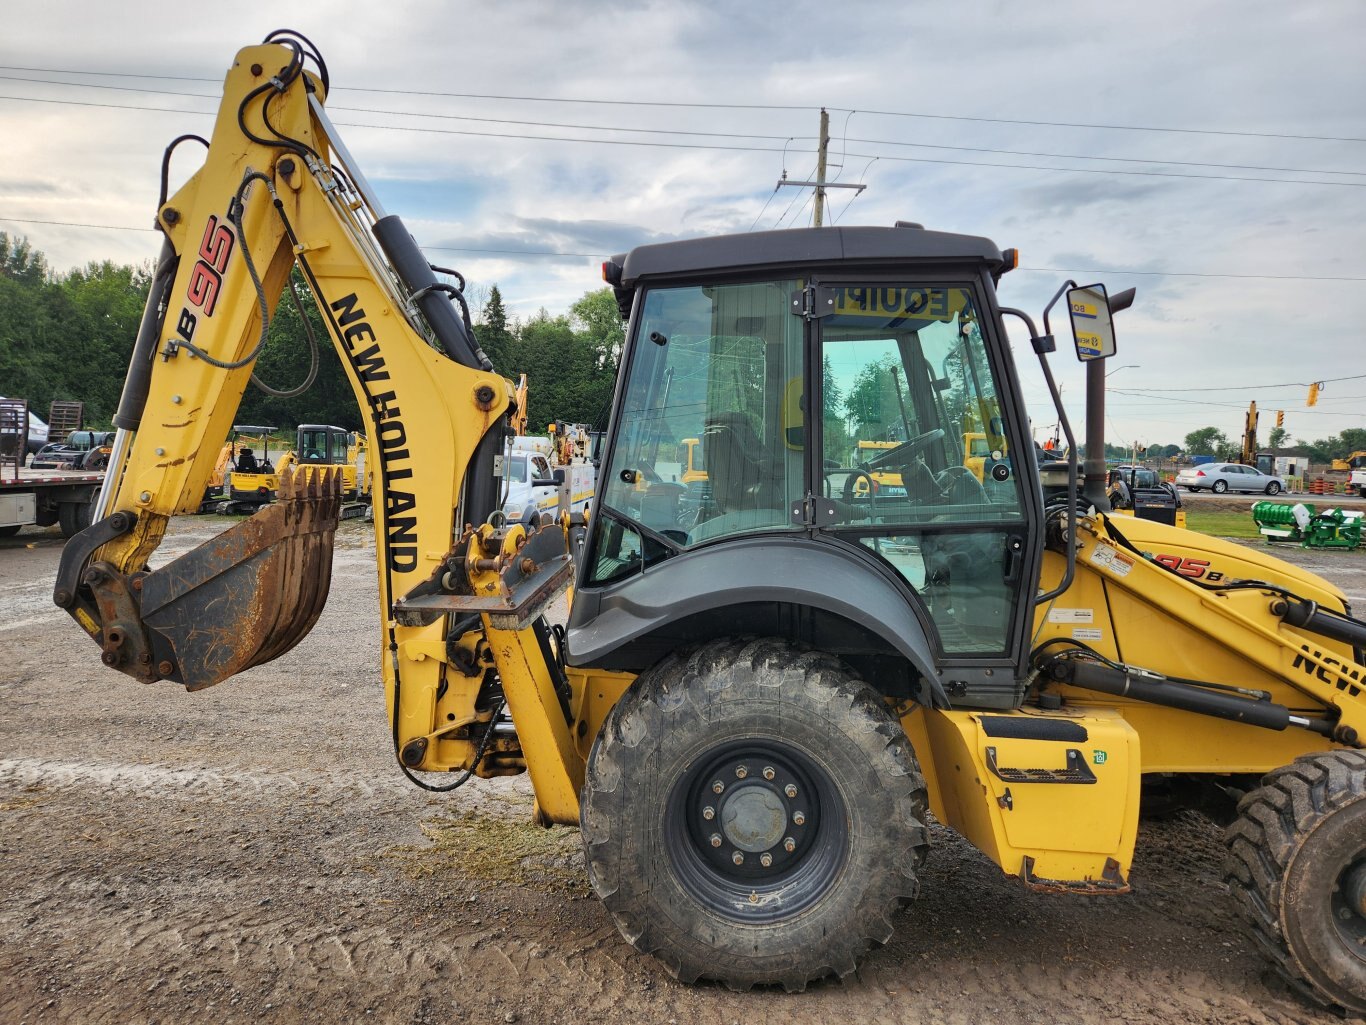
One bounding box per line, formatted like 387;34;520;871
134;466;343;690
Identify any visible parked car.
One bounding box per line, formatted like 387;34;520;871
1175;462;1284;495
0;396;49;454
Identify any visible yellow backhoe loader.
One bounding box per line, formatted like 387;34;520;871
54;32;1364;1011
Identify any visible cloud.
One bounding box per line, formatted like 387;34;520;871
0;0;1362;445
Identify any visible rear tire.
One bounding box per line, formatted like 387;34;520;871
581;637;928;991
1225;750;1366;1014
1212;480;1229;494
58;500;92;539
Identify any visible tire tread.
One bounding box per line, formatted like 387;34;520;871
1224;749;1366;1013
581;636;929;991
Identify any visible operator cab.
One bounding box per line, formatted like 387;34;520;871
573;225;1044;708
297;425;352;465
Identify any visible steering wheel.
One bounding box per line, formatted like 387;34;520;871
865;429;945;470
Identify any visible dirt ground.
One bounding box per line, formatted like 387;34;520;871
2;515;1363;1025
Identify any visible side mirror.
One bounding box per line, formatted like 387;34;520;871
1067;283;1118;362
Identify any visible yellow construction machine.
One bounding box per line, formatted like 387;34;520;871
55;32;1364;1011
279;423;370;500
220;424;283;512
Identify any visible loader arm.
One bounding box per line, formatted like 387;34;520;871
53;35;580;806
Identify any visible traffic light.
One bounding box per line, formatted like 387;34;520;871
1308;383;1320;407
1276;410;1285;428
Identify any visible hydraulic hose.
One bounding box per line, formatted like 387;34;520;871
371;215;491;371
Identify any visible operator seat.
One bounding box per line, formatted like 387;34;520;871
703;413;764;513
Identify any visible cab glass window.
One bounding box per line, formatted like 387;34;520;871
818;285;1022;523
587;280;805;586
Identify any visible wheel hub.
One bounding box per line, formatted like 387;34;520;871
1333;856;1366;956
721;785;787;853
1346;860;1366;920
685;751;818;879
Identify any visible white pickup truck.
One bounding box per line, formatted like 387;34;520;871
500;436;595;525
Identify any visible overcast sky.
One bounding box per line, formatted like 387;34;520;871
2;0;1363;450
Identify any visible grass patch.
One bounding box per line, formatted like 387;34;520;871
388;810;589;895
1183;509;1263;540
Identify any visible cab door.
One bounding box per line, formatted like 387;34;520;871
810;281;1036;672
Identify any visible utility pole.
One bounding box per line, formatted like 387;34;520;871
776;108;865;224
814;108;830;227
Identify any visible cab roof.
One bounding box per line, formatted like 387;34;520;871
615;225;1007;288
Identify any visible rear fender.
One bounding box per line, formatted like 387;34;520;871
567;535;947;706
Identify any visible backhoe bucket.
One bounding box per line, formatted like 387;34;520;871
82;468;343;691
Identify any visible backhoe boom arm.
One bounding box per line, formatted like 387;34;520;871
53;35;553;791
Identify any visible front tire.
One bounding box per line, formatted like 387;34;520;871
1266;481;1282;495
1225;750;1366;1014
581;637;928;991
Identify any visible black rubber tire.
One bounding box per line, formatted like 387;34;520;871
1265;481;1282;495
0;524;21;538
581;637;929;992
1212;479;1229;494
58;500;92;539
1225;750;1366;1014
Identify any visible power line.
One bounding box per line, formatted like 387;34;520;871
4;63;1361;145
3;93;1363;189
770;165;817;229
1110;390;1363;415
842;136;1365;178
830;157;879;224
1021;266;1366;282
0;74;808;145
1112;371;1366;393
0;217;602;259
0;217;157;232
848;106;1366;145
4;72;1364;178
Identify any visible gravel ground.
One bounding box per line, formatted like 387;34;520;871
1;515;1361;1025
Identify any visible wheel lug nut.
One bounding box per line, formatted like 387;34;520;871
783;837;796;853
784;784;797;798
763;766;775;780
735;765;748;779
760;853;773;867
702;805;715;821
712;780;725;794
732;852;744;866
710;833;723;848
792;811;806;826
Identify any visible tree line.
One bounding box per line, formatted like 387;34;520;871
0;232;622;439
1182;425;1366;465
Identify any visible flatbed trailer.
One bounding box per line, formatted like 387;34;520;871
0;466;104;539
